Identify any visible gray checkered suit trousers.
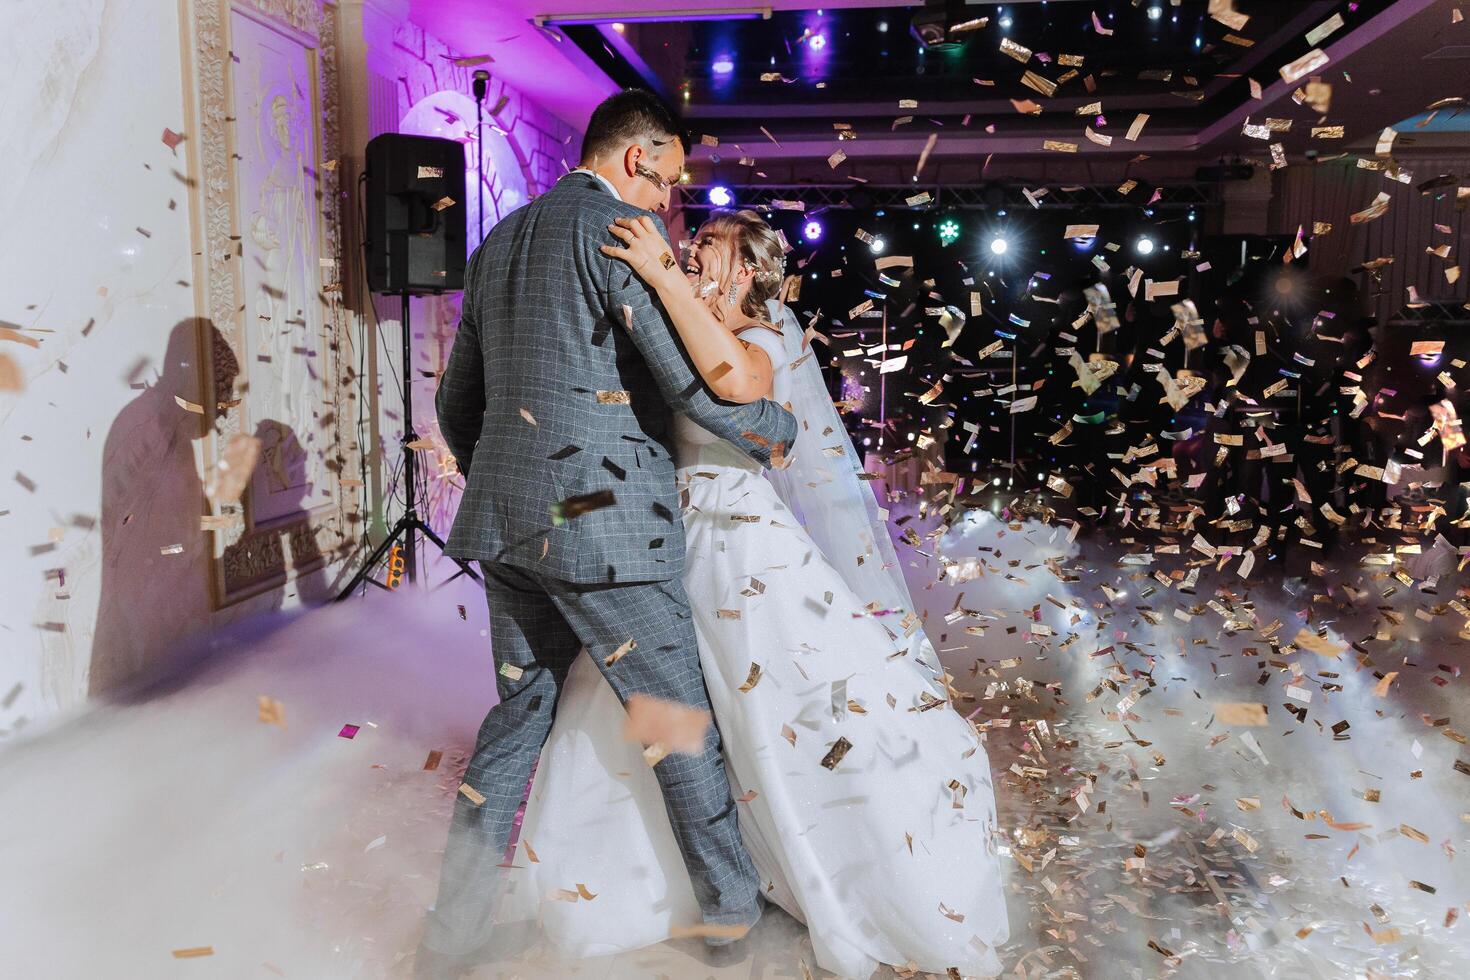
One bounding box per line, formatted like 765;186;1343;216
422;562;760;956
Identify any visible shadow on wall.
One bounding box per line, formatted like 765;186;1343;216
90;318;328;704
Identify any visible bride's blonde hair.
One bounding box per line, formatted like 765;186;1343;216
696;209;787;322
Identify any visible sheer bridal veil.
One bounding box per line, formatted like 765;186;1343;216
761;299;944;683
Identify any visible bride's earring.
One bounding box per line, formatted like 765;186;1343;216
727;282;739;307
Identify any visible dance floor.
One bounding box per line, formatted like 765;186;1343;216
4;503;1468;979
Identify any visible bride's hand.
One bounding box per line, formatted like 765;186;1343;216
601;216;679;286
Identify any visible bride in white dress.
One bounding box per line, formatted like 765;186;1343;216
497;209;1008;978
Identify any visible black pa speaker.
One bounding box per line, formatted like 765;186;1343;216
364;134;466;294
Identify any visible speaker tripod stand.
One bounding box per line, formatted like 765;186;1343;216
336;292;481;599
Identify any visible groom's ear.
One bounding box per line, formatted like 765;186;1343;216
620;142;642;177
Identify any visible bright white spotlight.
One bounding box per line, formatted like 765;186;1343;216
803;219;823;241
870;236;887;254
990;236;1008;256
1135;236;1155;255
708;185;733;207
1147;5;1163;20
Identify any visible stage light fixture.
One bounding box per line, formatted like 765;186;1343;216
804;220;824;241
1135;236;1155;255
990;236;1008;256
712;57;734;75
809;32;827;50
1147;5;1163;20
708;185;733;207
938;218;962;246
870;235;887;255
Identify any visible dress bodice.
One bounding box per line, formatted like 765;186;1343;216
673;322;791;473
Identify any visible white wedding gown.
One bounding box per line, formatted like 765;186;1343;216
499;323;1008;978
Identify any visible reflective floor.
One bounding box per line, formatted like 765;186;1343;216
3;504;1468;979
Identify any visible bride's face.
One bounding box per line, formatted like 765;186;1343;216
684;226;733;297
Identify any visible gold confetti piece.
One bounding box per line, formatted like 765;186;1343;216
716;608;742;620
458;783;486;806
595;390;630;404
522;839;539;862
160;543;184;556
738;663;763;692
736;790;758;803
781;723;797;746
604;637;636;667
668;922;751;941
938;902;965;923
173;395;205;414
519;407;538;426
550;489;616;525
450;54;494;67
576;882;597;900
1372;672;1398;697
257;695;286;727
820;736;853;770
1292;629;1344;659
1215;702;1269;726
708;361;733;383
423;750;442;771
641;743;670;767
431;196;456;212
171;947;214;959
0;353;21;392
498;662;524;681
1351;191;1392;224
1000;37;1032;63
1279;48;1329;85
700;133;719;147
624;694;710;755
1401;824;1430;844
1042;140;1078;153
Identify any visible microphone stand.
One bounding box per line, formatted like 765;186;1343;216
472;70;489;246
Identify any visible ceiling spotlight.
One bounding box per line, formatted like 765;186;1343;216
1135;236;1155;255
809;32;827;50
877;20;888;32
938;218;961;246
711;57;734;75
870;235;887;255
1147;5;1163;20
910;1;965;51
804;219;824;241
708;185;733;207
990;236;1008;256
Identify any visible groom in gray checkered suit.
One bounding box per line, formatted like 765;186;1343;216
415;90;796;978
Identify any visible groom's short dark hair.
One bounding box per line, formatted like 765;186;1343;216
580;89;688;165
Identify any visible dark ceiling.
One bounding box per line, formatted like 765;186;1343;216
561;0;1403;157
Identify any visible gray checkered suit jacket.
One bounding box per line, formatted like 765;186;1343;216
436;171;798;584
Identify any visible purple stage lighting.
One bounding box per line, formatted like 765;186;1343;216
803;220;823;241
708;185;733;207
712;57;734;75
809;32;827;50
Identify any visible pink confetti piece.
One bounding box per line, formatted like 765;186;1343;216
338;724;360;739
